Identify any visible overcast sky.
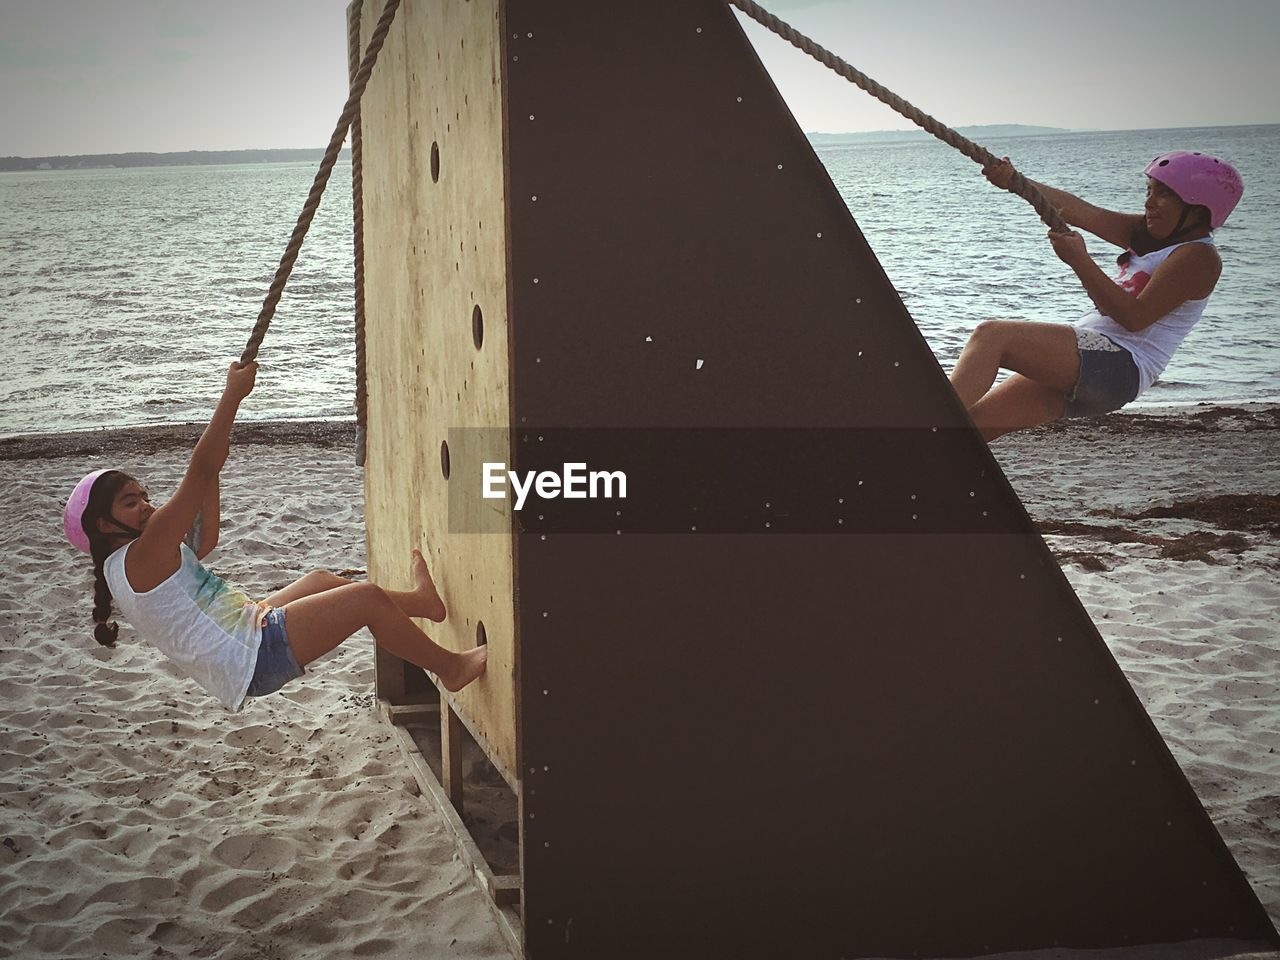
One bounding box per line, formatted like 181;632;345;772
2;0;1277;156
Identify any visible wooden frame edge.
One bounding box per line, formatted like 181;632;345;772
377;698;524;957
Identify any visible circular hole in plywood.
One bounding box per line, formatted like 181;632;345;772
472;304;484;349
440;439;451;480
476;621;487;646
430;141;440;183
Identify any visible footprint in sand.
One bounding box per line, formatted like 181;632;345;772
91;917;151;955
353;938;399;957
95;875;178;905
224;723;287;751
210;834;296;872
196;775;243;801
277;685;328;708
198;873;267;913
149;920;181;946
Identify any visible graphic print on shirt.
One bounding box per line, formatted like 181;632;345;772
1116;266;1152;296
190;560;257;635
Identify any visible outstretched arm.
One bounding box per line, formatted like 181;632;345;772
193;476;221;560
983;157;1144;250
139;362;256;560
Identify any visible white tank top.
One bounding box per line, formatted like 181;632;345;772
104;542;263;711
1075;238;1215;394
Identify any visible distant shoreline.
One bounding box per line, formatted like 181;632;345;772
806;123;1071;145
806;121;1278;147
5;123;1275;171
0;147;351;172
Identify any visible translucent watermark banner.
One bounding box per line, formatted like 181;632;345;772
444;427;1027;535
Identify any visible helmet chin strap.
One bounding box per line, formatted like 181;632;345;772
1171;203;1193;237
1151;202;1205;251
105;514;142;540
1169;200;1212;243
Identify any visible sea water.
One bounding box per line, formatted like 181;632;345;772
2;124;1276;438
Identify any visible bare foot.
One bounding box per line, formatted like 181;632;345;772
440;646;488;692
411;548;447;622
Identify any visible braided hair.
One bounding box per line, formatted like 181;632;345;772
81;470;142;648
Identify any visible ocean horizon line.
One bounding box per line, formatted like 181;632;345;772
5;121;1277;172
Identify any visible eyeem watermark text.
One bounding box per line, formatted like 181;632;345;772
483;462;627;511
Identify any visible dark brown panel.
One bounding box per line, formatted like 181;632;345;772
502;1;1278;957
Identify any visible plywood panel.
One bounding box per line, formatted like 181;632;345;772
357;0;517;778
501;0;1279;957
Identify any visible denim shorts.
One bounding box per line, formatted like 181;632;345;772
245;608;305;698
1063;332;1140;419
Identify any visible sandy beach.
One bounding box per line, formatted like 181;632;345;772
1;407;1277;959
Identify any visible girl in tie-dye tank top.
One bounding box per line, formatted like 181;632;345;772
64;359;487;712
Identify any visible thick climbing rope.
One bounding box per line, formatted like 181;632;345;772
727;0;1070;234
238;0;402;370
348;1;370;466
238;0;1063;466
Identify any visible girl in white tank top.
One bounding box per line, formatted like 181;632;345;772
946;150;1242;442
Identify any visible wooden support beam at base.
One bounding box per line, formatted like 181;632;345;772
490;874;521;908
441;693;466;812
382;702;440;725
435;678;520;793
377;699;522;957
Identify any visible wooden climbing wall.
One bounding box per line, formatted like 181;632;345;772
355;0;518;782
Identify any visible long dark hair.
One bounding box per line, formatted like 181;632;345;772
81;470;143;648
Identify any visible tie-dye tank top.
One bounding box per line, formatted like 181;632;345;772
104;542;263;711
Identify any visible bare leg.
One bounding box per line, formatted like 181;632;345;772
263;570;354;608
950;320;1080;409
281;582;486;692
262;548;446;622
968;374;1068;442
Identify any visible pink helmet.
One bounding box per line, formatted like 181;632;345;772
64;469;111;553
1145;151;1243;230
